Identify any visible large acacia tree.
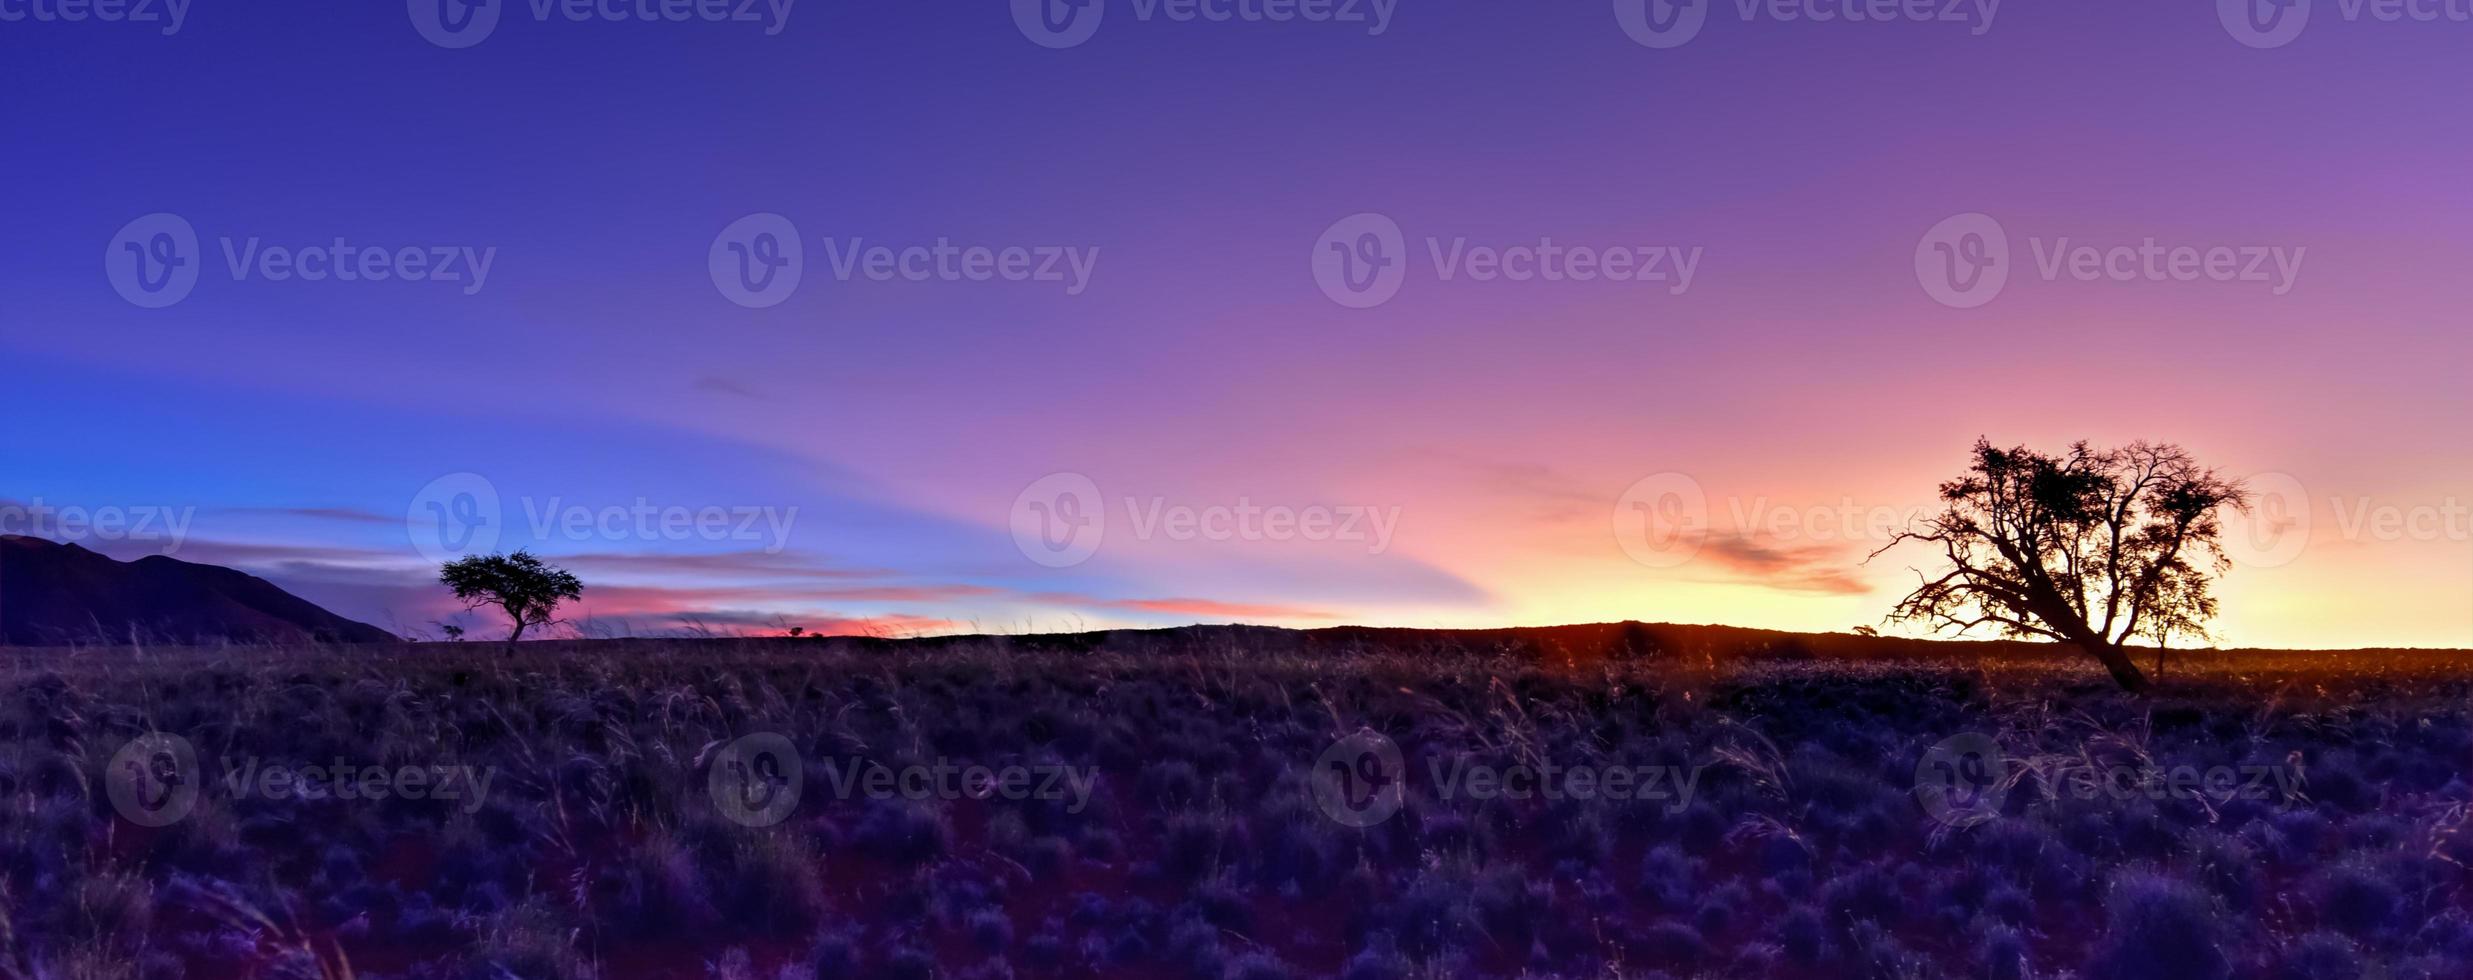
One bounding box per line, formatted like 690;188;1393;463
1872;439;2247;692
439;550;582;643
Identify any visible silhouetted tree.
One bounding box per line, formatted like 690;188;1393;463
439;550;582;643
1872;439;2246;692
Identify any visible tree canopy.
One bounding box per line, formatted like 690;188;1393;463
1873;439;2247;691
439;550;582;643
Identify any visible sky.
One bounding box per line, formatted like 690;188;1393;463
3;0;2469;648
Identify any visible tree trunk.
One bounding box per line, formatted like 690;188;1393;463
2021;585;2154;693
2081;640;2151;692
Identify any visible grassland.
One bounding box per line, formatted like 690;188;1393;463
3;627;2469;979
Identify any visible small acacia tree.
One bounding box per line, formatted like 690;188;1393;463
439;550;582;643
1871;439;2247;692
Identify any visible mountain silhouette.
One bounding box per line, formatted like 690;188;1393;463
0;536;395;646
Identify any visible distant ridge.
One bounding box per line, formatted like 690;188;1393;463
515;622;2454;664
0;535;395;646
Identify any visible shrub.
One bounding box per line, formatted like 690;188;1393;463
1779;903;1827;966
2083;872;2231;980
2275;931;2363;980
2309;861;2403;938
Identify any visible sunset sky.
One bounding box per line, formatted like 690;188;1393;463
4;1;2468;648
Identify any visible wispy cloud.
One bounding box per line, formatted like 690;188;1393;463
1696;535;1870;596
218;506;401;526
1028;592;1340;621
555;549;895;581
586;608;959;637
693;376;762;400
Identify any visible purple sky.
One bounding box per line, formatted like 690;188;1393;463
4;0;2469;647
